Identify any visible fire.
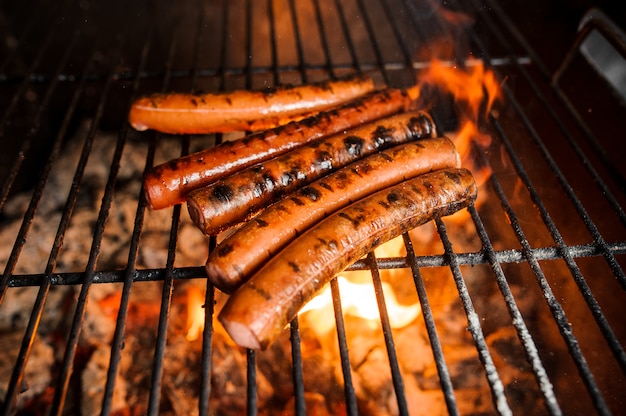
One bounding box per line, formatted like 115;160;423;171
299;236;420;335
419;60;501;120
299;276;421;335
415;59;502;192
186;285;205;342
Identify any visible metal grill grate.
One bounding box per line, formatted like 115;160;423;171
1;0;625;415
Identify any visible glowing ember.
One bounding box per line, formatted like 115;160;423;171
186;285;205;342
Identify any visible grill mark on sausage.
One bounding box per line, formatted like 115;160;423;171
212;185;235;204
318;182;333;192
217;243;234;257
300;187;322;201
288;262;300;273
248;282;272;301
344;136;364;156
255;218;269;228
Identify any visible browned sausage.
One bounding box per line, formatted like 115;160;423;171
129;74;376;134
206;137;461;293
218;168;477;350
186;111;436;235
143;88;413;210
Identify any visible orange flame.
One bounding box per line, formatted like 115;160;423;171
415;59;502;190
299;276;421;335
186;285;205;342
420;60;501;120
299;236;419;335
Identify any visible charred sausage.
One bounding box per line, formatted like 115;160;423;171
206;137;461;293
143;88;412;210
218;168;477;350
129;74;376;134
186;111;436;235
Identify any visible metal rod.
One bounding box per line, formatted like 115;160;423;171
289;317;307;415
436;218;513;416
100;28;155;416
468;202;563;416
247;349;258;416
330;277;359;416
50;49;128;415
469;2;626;230
402;233;459;416
7;242;625;288
465;0;626;381
366;252;409;416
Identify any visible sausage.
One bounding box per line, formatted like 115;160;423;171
186;111;436;235
143;88;413;210
128;74;376;134
206;137;461;293
218;168;477;350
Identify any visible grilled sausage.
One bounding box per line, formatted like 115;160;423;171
129;74;376;134
218;168;477;350
143;88;412;210
186;111;436;235
206;137;461;293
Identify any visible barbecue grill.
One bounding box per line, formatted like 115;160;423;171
1;0;625;414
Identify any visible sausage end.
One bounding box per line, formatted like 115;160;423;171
187;196;208;234
219;317;263;350
205;262;237;294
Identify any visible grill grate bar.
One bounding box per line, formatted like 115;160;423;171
289;318;307;415
0;0;74;209
402;233;459;415
484;0;626;195
0;49;97;416
247;349;258;415
331;0;362;73
48;36;129;414
488;138;614;413
286;0;307;82
330;278;359;415
436;217;513;416
100;33;156;416
353;0;392;84
468;200;562;415
493;104;626;374
367;252;409;415
311;0;335;77
466;6;626;285
0;28;81;300
491;114;615;414
7;242;625;287
200;279;216;415
465;0;626;381
147;171;181;416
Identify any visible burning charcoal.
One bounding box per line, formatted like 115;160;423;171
0;286;73;334
281;392;332;416
352;346;396;415
79;285;120;348
0;331;54;410
81;344;129;416
210;329;274;415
